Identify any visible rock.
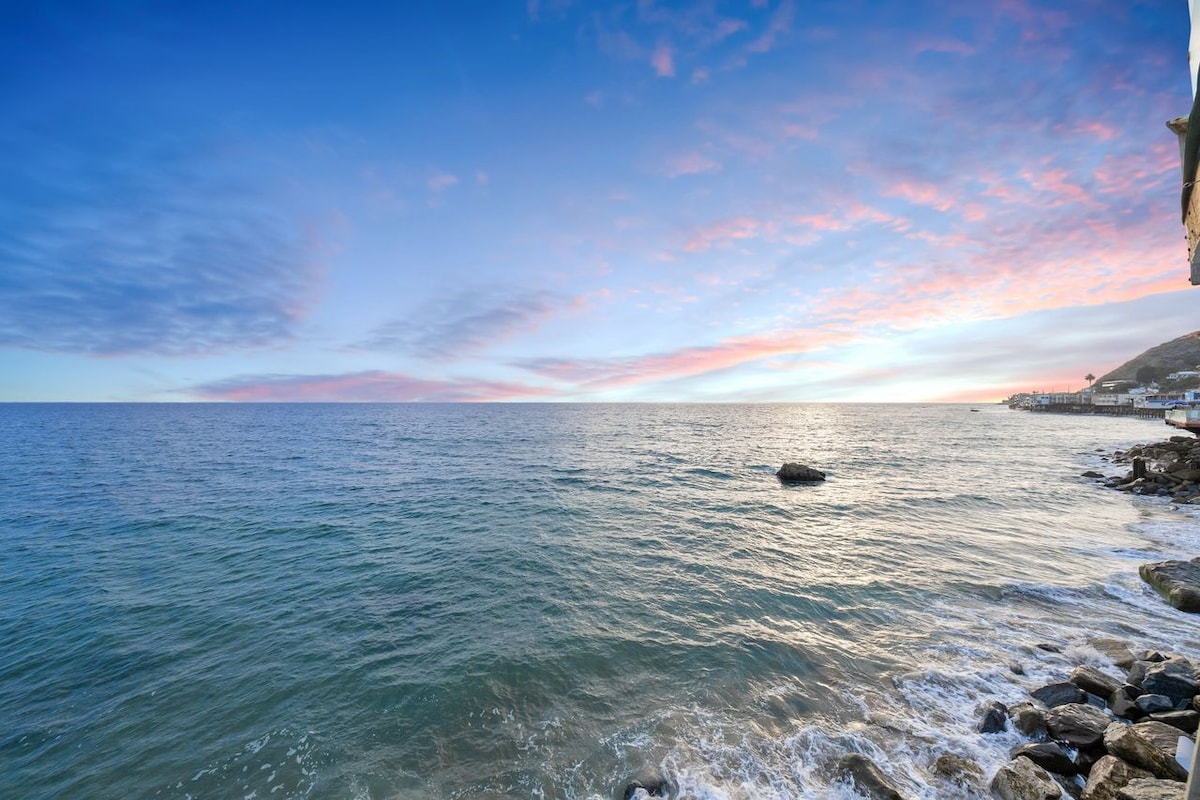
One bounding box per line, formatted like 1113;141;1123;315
622;769;671;799
1170;468;1200;481
1139;559;1200;612
1141;662;1199;704
1083;471;1105;479
980;700;1010;733
836;753;905;800
1011;701;1049;737
776;463;826;483
1039;643;1065;653
1034;683;1088;708
1111;686;1145;720
1073;665;1124;699
931;753;982;785
1080;756;1154;800
1092;639;1137;670
1011;742;1077;775
1145;710;1199;733
990;756;1063;800
1116;777;1188;799
1046;704;1113;750
1102;722;1190;780
1135;695;1177;715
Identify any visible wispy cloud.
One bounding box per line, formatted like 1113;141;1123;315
663;151;722;177
746;0;794;54
352;288;581;360
651;42;675;77
0;137;321;357
427;170;459;192
194;370;555;402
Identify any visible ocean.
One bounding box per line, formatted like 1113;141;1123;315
3;403;1200;799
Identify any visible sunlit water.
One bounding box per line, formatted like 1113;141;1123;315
3;403;1200;799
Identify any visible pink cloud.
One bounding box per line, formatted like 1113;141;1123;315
882;180;957;212
691;66;710;84
684;215;761;251
517;328;858;389
194;371;556;402
664;151;722;177
651;42;675;77
746;0;794;54
1018;166;1092;207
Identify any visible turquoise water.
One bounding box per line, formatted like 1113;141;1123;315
3;403;1200;799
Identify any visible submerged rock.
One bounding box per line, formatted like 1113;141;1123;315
931;753;983;786
1138;559;1200;612
776;462;826;483
621;769;672;799
979;700;1010;733
836;753;906;800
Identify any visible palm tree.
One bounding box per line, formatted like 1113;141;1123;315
1085;373;1095;387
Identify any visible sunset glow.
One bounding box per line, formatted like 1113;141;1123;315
1;0;1194;402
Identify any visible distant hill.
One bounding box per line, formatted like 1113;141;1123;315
1093;331;1200;386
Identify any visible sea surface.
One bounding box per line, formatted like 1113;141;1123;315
4;403;1200;799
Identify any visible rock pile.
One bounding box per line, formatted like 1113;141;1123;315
982;639;1198;800
1102;436;1200;501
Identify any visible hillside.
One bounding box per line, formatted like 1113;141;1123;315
1093;331;1200;385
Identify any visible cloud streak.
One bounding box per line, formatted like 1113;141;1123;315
194;370;555;402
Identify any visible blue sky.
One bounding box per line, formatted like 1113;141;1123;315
1;0;1195;402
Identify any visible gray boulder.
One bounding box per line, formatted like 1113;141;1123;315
1111;686;1144;720
1145;710;1199;734
1073;665;1124;699
980;700;1010;733
1135;695;1176;715
1046;704;1113;750
1141;662;1198;704
1011;742;1077;775
1080;755;1152;800
776;463;826;483
1010;701;1049;737
1116;777;1187;799
836;753;905;800
1138;558;1200;612
1101;722;1190;780
990;756;1063;800
931;753;982;786
1091;639;1137;670
1034;683;1088;708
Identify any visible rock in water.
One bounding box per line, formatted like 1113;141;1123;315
1045;704;1112;750
836;753;905;800
979;700;1009;733
1011;742;1077;776
1033;682;1087;708
1140;662;1199;704
622;770;671;799
990;756;1063;799
776;462;826;483
1138;558;1200;612
1072;665;1123;699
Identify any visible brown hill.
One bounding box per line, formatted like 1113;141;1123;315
1093;331;1200;386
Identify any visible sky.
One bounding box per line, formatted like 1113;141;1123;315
1;0;1197;403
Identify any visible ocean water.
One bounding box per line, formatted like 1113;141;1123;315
3;403;1200;799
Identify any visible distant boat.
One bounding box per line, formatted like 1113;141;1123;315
969;408;980;412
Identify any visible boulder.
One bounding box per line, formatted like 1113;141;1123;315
622;768;672;799
980;700;1010;733
1091;639;1137;670
836;753;905;800
1046;704;1113;750
1080;756;1153;800
990;756;1063;800
931;753;982;786
776;463;826;483
1145;710;1199;734
1073;665;1124;699
1034;683;1088;708
1116;777;1188;799
1141;662;1199;704
1102;722;1190;780
1112;686;1145;720
1138;559;1200;612
1135;695;1177;716
1011;742;1077;775
1011;702;1049;737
